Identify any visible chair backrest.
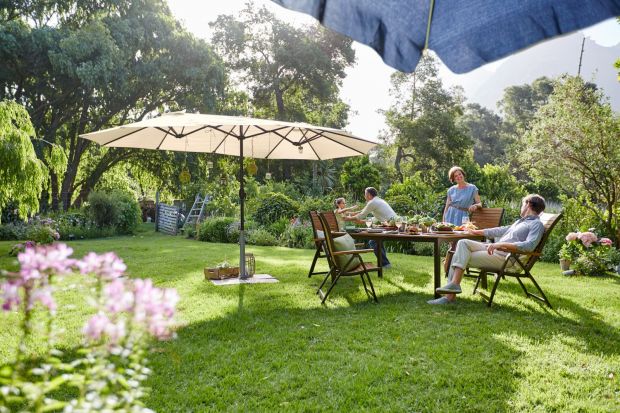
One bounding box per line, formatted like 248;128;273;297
322;210;340;232
522;212;563;270
309;211;323;242
470;207;504;229
317;212;339;270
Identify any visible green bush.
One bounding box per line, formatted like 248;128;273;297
267;217;290;236
247;228;279;246
0;223;26;240
385;174;444;217
197;217;236;243
280;224;314;249
25;225;58;244
113;192;141;235
88;191;119;228
297;196;334;223
252;192;298;226
225;220;256;243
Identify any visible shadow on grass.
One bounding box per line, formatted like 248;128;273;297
144;270;620;412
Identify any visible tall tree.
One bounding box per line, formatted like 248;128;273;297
0;100;46;222
520;76;620;243
210;1;355;123
458;103;511;166
0;0;227;210
210;2;356;183
498;76;555;133
383;54;471;184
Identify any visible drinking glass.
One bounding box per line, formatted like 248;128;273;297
366;217;373;228
395;216;403;232
461;216;470;225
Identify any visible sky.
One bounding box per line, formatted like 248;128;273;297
167;0;620;141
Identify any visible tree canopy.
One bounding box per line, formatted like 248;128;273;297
520;76;620;243
0;100;45;222
0;0;227;209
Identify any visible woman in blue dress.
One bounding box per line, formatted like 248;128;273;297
442;166;482;273
442;166;482;225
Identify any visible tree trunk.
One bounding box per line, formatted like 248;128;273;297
394;146;404;183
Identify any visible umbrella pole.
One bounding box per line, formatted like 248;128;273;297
239;128;247;279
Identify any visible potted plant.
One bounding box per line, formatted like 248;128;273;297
559;231;619;276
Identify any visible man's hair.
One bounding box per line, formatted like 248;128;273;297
524;194;546;214
334;197;345;208
365;187;378;197
448;166;466;182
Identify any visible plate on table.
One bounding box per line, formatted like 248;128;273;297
432;229;454;233
365;228;385;233
377;226;398;230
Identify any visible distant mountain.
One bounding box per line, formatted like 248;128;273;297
443;32;620;112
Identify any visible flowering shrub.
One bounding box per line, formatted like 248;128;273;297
8;240;36;257
0;243;178;412
559;231;620;276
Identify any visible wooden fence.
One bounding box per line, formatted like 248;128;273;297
156;204;179;235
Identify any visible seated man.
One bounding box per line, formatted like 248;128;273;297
428;194;546;305
352;187;397;268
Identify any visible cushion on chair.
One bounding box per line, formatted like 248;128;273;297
332;233;359;271
316;230;324;240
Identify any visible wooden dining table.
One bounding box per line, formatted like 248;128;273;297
345;229;484;298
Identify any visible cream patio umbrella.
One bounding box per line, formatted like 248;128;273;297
80;111;377;278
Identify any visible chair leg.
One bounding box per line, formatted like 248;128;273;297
364;272;378;302
316;269;333;295
320;273;341;304
521;273;553;309
308;249;321;277
486;273;502;307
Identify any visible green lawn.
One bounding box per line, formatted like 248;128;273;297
1;225;619;412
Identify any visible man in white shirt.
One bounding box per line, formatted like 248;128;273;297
353;187;397;268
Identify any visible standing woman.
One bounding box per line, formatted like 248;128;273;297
443;166;482;225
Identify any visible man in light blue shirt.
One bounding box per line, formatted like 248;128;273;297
353;187;396;268
429;194;546;304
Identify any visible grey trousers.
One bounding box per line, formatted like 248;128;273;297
447;239;510;282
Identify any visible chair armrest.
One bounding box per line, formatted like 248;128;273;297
332;249;374;255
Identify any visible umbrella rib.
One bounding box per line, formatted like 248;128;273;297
211;125;237;152
100;127;148;146
245;126;289;139
306;137;322;160
265;136;286;158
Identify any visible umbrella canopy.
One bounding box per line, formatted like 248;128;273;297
81;111;376;160
81;112;376;278
271;0;620;74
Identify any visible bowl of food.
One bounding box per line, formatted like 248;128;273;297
431;222;455;232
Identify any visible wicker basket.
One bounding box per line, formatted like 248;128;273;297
204;266;239;280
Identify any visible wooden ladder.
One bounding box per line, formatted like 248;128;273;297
183;193;209;226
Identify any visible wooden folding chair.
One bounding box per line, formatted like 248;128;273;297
462;207;505;286
308;211;331;278
316;212;379;303
470;207;505;230
445;207;505;275
471;212;562;308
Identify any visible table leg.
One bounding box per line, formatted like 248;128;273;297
377;239;383;278
434;239;441;298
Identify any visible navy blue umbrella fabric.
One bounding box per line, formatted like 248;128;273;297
271;0;620;73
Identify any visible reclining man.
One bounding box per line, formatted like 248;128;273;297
429;194;546;305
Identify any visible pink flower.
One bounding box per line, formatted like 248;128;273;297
599;238;613;246
18;243;75;279
578;232;598;248
104;319;127;344
104;279;133;314
565;232;579;242
83;313;111;341
1;282;21;311
30;287;56;313
77;252;126;279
